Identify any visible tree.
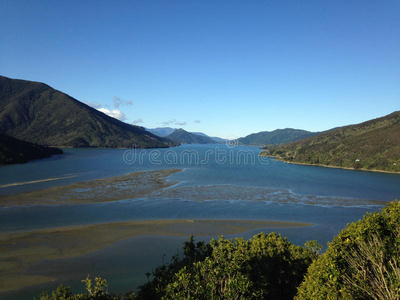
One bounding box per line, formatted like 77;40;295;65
163;233;319;299
295;200;400;300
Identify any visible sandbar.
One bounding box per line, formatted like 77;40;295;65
0;219;312;293
0;168;381;207
0;169;181;207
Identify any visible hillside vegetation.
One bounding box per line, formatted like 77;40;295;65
261;111;400;172
165;128;216;144
239;128;317;146
40;200;400;299
0;133;62;164
0;76;177;148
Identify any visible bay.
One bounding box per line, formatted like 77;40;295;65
1;144;400;299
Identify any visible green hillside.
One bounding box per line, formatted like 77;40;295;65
261;111;400;172
0;133;62;164
239;128;317;146
0;76;177;148
165;128;216;144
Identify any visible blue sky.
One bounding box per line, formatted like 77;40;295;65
1;1;399;138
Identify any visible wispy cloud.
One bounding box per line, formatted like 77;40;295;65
162;119;187;126
194;120;201;123
131;118;143;124
84;101;102;109
84;98;131;122
98;108;127;121
113;96;133;108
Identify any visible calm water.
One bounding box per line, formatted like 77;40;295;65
1;144;400;299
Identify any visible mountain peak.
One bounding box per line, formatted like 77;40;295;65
0;76;177;148
165;128;216;144
239;128;317;146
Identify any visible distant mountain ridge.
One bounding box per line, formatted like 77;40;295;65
165;128;217;144
0;76;177;148
0;133;63;164
261;111;400;173
146;127;177;137
191;132;227;143
239;128;318;146
148;127;226;143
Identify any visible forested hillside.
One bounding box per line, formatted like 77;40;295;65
261;111;400;172
0;76;177;148
0;133;62;164
239;128;317;146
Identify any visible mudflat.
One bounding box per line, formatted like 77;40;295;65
0;169;181;207
0;219;313;293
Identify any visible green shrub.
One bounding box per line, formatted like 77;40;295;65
295;200;400;300
39;276;135;300
162;233;319;300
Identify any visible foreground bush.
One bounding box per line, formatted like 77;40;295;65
296;200;400;300
39;275;135;299
161;233;319;300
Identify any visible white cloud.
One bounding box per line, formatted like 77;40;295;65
132;118;144;124
162;119;187;126
194;120;201;123
97;108;127;121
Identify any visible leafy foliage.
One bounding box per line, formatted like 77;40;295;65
135;235;212;299
261;111;400;172
0;76;177;148
39;276;135;300
296;200;400;300
161;233;318;300
342;229;400;300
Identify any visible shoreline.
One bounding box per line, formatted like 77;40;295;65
263;155;400;174
0;219;313;293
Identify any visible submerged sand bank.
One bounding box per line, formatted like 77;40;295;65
0;219;312;293
0;169;181;207
0;168;380;207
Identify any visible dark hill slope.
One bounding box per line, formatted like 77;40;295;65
0;133;63;164
0;76;177;148
165;128;216;144
239;128;317;146
261;111;400;172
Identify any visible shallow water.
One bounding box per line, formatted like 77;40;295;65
1;144;400;299
1;145;399;201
